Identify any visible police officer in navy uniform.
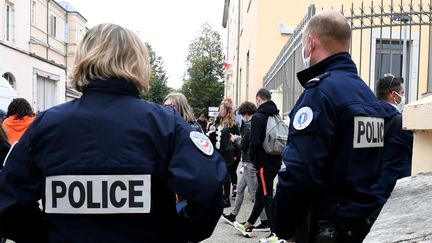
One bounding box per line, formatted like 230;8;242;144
0;24;226;243
272;11;389;242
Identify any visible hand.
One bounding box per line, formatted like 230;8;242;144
209;125;216;132
230;134;240;142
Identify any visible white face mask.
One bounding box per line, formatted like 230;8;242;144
394;92;406;112
301;38;311;69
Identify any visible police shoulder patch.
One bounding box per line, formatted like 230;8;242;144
293;106;314;130
190;131;214;156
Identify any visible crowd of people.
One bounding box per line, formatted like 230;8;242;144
0;10;413;243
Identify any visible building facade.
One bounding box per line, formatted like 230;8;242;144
223;0;432;116
222;0;295;106
0;0;86;112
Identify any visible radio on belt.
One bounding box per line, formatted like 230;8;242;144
45;175;151;214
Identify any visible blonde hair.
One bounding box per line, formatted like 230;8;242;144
218;102;236;128
70;23;151;94
163;92;196;123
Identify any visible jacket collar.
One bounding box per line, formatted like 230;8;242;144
83;78;141;98
297;52;358;88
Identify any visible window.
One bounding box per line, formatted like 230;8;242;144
375;39;410;98
76;29;83;43
37;76;56;111
31;1;36;24
4;2;14;42
50;14;57;37
2;72;15;88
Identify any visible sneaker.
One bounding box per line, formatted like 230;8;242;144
221;213;236;225
233;221;252;238
258;233;287;243
254;220;270;232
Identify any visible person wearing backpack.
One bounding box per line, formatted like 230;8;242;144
234;88;283;242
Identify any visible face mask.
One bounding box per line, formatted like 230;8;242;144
301;38;311;69
394;92;406;112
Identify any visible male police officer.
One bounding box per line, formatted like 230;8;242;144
272;10;389;242
0;24;226;243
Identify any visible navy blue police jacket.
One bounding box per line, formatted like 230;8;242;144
371;101;413;206
0;78;227;243
272;53;389;239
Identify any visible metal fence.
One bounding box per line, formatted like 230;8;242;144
263;1;432;118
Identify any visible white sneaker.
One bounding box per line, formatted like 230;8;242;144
258;233;287;243
233;221;252;238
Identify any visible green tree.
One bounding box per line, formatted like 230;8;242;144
142;43;170;103
182;23;225;117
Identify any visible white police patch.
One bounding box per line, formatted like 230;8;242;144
353;117;384;148
190;131;214;156
45;175;151;214
293;106;314;130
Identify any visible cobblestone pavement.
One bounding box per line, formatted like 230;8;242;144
203;192;269;243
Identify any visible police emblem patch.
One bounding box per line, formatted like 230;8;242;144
293;106;313;130
190;131;214;156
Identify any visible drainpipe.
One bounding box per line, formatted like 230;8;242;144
236;0;241;106
46;0;51;59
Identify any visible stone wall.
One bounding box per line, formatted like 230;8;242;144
364;172;432;242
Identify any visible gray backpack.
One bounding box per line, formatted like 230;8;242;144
262;114;289;155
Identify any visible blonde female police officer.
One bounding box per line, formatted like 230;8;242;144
0;24;226;243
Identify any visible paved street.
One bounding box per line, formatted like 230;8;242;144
204;192;269;243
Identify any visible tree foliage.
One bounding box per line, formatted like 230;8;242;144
142;43;170;104
182;23;225;117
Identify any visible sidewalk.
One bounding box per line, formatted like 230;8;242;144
204;192;269;243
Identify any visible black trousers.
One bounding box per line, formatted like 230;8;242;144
247;166;279;231
229;156;241;186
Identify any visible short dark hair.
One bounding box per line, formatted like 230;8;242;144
256;88;271;101
376;74;404;100
237;101;257;116
6;98;35;120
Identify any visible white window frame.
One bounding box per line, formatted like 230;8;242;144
31;1;37;25
50;14;57;37
4;2;14;43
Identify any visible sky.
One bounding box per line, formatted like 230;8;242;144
65;0;226;89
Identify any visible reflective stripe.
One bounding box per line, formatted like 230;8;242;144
260;167;267;196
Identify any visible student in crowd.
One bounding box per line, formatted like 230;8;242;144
222;101;269;236
163;92;203;133
197;114;208;134
2;98;35;144
234;89;282;242
222;97;241;198
208;102;240;207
